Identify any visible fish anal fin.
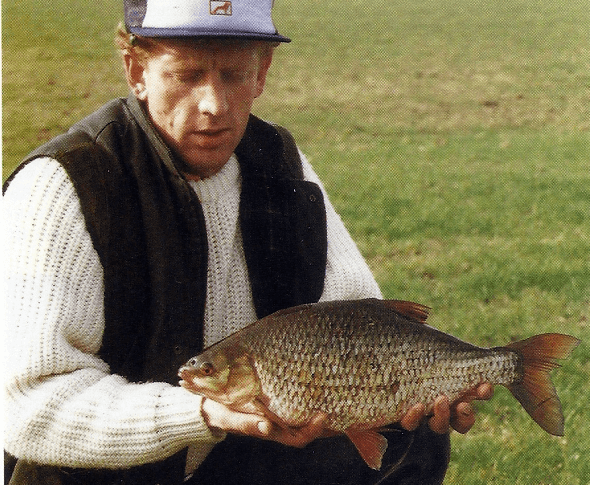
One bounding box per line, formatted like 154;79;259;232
345;428;388;471
380;299;430;324
506;333;580;436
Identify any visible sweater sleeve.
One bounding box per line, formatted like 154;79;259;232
299;153;383;301
3;158;222;469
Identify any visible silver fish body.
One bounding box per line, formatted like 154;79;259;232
179;298;579;469
235;300;518;430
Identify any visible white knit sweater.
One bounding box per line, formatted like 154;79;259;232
3;152;381;471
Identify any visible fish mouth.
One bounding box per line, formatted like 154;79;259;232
178;367;195;389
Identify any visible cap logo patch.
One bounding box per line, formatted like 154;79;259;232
210;1;232;15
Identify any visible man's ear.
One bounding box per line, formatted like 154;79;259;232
254;52;273;98
123;53;148;100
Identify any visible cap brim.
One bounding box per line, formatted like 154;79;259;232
127;26;291;42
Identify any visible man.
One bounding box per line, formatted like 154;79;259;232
3;0;492;483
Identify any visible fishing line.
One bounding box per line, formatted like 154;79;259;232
372;432;415;485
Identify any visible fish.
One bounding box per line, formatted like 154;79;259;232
178;298;580;470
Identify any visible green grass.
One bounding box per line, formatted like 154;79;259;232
3;0;590;483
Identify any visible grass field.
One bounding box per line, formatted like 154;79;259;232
3;0;590;483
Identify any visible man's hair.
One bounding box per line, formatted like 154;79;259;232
115;23;278;64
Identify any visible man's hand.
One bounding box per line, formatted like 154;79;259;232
201;397;329;447
399;383;494;434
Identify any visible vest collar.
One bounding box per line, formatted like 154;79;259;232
126;94;186;179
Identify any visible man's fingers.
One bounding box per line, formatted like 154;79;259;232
461;383;494;403
428;395;450;434
447;383;493;434
400;403;426;431
476;383;494;400
256;420;273;436
451;401;476;434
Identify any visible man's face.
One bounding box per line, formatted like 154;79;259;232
134;40;272;179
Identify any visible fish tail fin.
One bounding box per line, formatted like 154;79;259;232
505;333;580;436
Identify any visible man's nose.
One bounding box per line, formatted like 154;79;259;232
197;80;229;116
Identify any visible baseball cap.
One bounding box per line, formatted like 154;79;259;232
124;0;290;42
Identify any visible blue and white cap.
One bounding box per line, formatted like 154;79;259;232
124;0;290;42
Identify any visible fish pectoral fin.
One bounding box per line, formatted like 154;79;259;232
224;354;261;405
345;428;388;471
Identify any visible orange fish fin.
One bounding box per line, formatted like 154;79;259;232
345;428;388;471
380;299;430;324
505;333;580;436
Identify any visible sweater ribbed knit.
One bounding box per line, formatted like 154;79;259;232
4;152;381;470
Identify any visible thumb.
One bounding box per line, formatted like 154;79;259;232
201;397;272;438
233;411;273;437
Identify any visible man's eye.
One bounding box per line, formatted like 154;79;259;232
171;71;204;83
222;71;247;83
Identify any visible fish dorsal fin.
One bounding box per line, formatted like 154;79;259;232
380;299;430;324
345;428;388;471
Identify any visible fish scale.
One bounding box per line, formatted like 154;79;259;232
179;298;580;470
244;314;518;429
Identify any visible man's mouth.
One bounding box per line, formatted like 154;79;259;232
198;127;230;136
193;128;231;147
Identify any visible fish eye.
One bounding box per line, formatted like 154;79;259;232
198;362;215;377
